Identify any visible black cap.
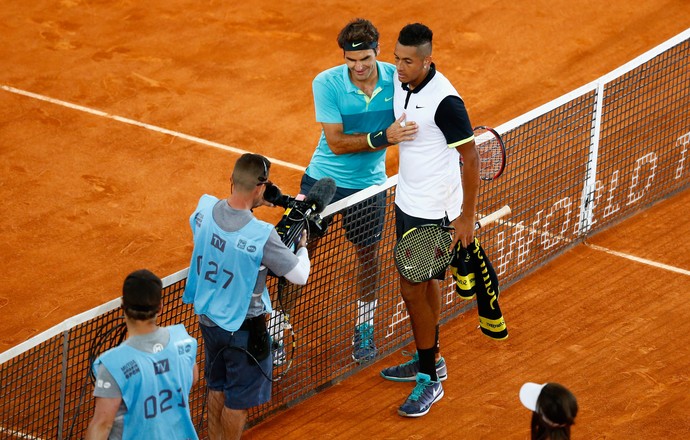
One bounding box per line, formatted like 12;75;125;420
122;269;162;312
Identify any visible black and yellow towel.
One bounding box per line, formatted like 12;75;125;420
449;237;508;340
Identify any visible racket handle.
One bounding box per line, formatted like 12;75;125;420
475;205;511;229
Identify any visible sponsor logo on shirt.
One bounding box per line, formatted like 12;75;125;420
211;233;226;252
177;341;193;355
122;360;140;379
153;359;170;375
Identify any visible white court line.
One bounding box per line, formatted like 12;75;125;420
493;217;688;276
0;427;47;440
0;84;306;172
586;243;690;276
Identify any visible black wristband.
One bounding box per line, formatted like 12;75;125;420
367;130;388;149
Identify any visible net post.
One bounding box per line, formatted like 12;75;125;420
57;330;70;440
579;80;605;235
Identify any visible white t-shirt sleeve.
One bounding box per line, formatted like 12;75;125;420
93;364;122;399
282;247;310;285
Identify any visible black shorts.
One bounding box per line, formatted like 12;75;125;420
300;174;385;247
395;204;449;280
200;322;272;409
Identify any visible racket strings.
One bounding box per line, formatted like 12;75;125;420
474;132;503;178
479;140;504;173
396;227;453;282
471;126;506;181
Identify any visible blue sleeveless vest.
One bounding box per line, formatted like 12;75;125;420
182;195;274;331
95;325;198;440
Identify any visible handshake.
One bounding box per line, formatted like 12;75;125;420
263;177;336;250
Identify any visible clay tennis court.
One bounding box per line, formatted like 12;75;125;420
1;1;689;438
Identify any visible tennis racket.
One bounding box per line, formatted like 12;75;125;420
460;126;507;181
394;205;511;283
66;316;127;438
269;277;299;380
270;311;296;381
88;317;127;383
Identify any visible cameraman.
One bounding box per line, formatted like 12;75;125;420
182;153;309;440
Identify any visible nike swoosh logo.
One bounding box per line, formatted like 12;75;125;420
374;132;383;138
416;105;425;109
352;42;363;47
384;97;393;102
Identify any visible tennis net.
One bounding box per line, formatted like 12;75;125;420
1;28;688;440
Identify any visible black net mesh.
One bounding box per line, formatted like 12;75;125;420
1;33;688;440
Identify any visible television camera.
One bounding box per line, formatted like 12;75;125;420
264;177;336;250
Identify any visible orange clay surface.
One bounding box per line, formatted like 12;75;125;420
1;1;689;438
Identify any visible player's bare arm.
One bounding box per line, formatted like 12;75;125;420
192;363;199;386
85;396;121;440
322;114;417;155
451;139;480;249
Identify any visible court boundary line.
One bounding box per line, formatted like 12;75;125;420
496;218;689;277
586;242;690;276
2;27;688;363
3;26;689;175
0;427;47;440
0;84;306;173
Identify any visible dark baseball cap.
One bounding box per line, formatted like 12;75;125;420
122;269;162;312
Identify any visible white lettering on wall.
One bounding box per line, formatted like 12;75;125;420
387;300;409;338
627;152;657;205
541;197;572;250
675;132;689;180
602;170;621;219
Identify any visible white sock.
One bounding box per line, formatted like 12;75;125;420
356;300;377;327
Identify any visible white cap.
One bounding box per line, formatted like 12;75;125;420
519;382;547;412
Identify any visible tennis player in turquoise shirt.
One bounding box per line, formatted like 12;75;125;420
306;58;395;188
297;18;417;364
